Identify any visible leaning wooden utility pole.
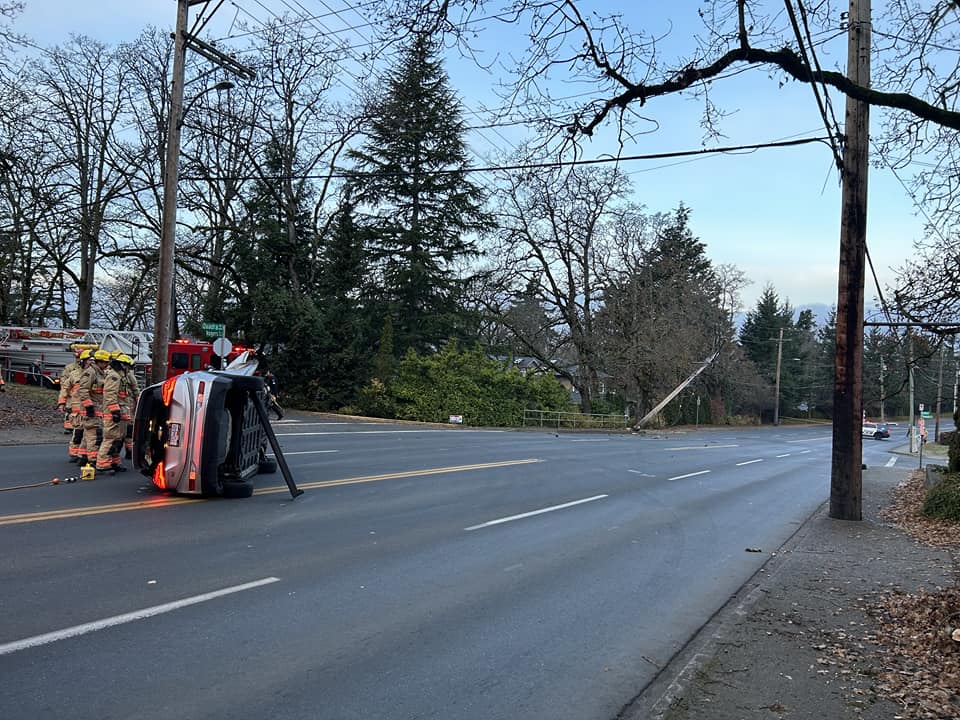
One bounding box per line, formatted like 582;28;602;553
830;0;871;521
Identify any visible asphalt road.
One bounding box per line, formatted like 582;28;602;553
0;419;900;720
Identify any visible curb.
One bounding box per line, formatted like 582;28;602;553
616;499;828;720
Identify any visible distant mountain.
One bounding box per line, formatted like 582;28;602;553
734;303;833;331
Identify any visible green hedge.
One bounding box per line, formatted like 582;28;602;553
923;472;960;521
350;343;570;426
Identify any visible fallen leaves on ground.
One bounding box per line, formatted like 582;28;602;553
838;472;960;719
881;471;960;548
0;384;62;430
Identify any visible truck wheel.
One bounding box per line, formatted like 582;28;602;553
222;479;254;498
258;457;277;474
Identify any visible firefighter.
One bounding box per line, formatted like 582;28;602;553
57;346;84;435
65;349;94;462
77;349;111;469
96;353;129;473
119;353;140;458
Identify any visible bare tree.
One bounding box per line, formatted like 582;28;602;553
0;63;64;324
243;16;355;294
30;36;139;327
490;163;632;413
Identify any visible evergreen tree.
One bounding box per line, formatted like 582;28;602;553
312;199;373;409
598;205;733;422
229;138;316;342
738;286;797;421
348;32;488;357
373;314;395;385
813;308;837;417
739;286;794;379
226;137;321;398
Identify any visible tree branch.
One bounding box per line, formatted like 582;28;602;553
575;45;960;136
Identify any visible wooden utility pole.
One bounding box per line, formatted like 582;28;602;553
830;0;870;521
936;342;946;442
151;0;255;383
152;0;189;383
774;328;784;426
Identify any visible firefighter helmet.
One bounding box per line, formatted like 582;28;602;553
110;349;122;360
93;349;111;362
79;349;93;361
118;354;134;366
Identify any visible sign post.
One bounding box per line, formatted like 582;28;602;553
212;337;232;370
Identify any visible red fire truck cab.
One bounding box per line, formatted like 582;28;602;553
167;339;254;378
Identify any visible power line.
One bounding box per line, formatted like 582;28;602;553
177;135;831;183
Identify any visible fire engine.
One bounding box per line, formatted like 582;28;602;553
0;326;151;387
166;338;255;377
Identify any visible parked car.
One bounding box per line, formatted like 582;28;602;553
131;357;277;498
862;421;890;440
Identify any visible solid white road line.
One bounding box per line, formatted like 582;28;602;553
0;577;281;657
269;450;338;456
628;469;655;477
776;453;791;458
464;495;608;531
668;470;711;482
885;457;898;467
736;459;763;466
276;430;441;436
664;444;738;450
275;429;505;436
271;421;385;426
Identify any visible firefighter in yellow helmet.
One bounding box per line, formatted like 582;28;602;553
118;353;140;458
96;353;130;473
64;348;94;462
57;345;84;436
76;349;111;469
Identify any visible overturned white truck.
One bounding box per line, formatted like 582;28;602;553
0;326;152;388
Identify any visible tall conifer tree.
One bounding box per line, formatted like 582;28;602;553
348;32;487;356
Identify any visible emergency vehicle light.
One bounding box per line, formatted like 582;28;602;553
161;376;177;406
153;462;167;490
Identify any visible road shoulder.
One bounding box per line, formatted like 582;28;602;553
621;465;954;720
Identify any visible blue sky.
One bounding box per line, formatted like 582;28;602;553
10;1;924;313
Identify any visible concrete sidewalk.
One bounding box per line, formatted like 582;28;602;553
622;454;955;720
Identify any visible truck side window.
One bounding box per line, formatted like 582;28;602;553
171;352;189;370
191;353;202;370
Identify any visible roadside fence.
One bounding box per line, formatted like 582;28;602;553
523;408;630;430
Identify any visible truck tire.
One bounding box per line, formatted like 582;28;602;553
258;457;277;474
222;479;254;498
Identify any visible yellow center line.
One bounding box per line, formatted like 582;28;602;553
0;458;544;525
255;458;544;495
0;497;203;526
